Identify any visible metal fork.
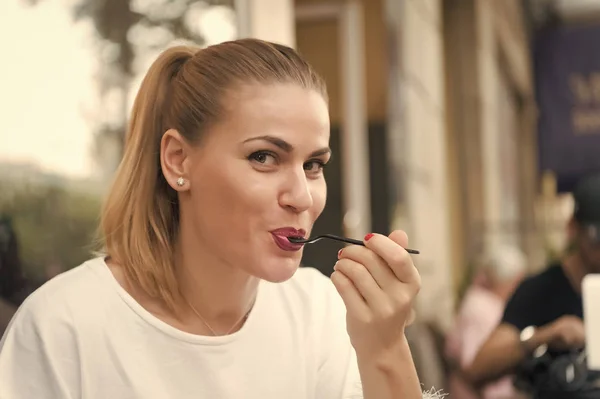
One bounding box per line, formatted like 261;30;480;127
288;234;420;255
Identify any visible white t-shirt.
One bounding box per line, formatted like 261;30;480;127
0;257;362;399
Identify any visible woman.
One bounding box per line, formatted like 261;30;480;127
445;245;526;399
0;39;431;398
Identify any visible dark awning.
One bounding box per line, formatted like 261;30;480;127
535;24;600;192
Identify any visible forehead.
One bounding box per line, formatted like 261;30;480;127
218;83;330;141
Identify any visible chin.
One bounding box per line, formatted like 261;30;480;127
255;257;301;283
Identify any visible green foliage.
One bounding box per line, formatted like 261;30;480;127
24;0;228;164
8;0;232;281
0;182;101;280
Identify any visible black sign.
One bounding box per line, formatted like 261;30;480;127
535;24;600;192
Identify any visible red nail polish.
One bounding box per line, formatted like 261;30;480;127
364;233;374;241
337;249;343;258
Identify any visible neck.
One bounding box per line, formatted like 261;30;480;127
562;253;588;294
174;224;259;333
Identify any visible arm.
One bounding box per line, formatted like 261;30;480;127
357;338;421;399
464;275;538;386
331;231;424;399
466;315;585;386
464;322;541;386
313;251;421;399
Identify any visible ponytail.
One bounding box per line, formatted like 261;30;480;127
100;46;197;311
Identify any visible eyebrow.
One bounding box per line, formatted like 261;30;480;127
243;135;331;157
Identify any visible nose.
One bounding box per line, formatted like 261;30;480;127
279;168;313;213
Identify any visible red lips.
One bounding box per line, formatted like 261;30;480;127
270;227;306;239
270;227;306;252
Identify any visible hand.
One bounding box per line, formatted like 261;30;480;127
331;230;421;362
544;315;585;350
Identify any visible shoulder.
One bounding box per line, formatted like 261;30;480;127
0;260;110;397
502;263;564;328
22;257;108;308
5;258;110;332
459;286;503;319
528;263;565;283
513;263;564;296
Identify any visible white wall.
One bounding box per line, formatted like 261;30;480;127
400;0;454;330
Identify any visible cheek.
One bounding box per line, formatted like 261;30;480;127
194;172;269;214
311;180;327;217
188;168;240;218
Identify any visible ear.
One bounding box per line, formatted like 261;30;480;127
160;129;192;191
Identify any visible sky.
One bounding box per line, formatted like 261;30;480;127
0;0;97;179
0;0;236;180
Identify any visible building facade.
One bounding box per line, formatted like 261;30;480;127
235;0;540;330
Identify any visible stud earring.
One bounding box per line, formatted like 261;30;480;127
176;177;185;187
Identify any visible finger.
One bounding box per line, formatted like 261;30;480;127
389;230;409;248
334;258;389;308
364;233;420;285
338;245;397;290
330;270;370;316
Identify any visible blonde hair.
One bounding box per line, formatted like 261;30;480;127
100;39;327;311
481;244;527;283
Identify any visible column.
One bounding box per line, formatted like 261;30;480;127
235;0;296;48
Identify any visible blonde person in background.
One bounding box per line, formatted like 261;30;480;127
446;245;527;399
0;39;441;398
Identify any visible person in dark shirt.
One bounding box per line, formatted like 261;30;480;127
465;173;600;387
0;216;29;307
0;216;28;334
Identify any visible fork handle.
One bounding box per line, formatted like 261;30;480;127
324;234;420;255
325;235;365;246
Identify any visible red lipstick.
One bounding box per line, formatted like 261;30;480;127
270;227;306;252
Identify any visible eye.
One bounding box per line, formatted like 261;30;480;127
248;150;277;165
303;160;327;174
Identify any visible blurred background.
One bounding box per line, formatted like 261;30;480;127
1;0;600;395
